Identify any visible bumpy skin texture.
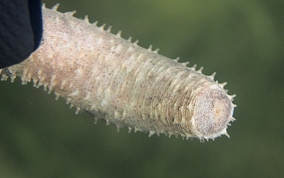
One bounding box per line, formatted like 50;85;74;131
0;6;236;140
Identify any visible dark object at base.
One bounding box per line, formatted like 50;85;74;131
0;0;42;68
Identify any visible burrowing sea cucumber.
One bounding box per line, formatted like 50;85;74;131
0;5;236;140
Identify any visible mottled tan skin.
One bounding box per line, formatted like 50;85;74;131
1;6;235;140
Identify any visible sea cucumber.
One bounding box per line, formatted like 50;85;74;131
0;5;236;140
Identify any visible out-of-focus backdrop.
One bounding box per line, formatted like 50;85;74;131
1;0;283;177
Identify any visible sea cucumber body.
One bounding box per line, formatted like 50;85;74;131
3;7;235;140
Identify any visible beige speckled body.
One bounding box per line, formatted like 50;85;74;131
0;6;236;140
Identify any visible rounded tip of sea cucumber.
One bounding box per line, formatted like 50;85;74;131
191;85;234;139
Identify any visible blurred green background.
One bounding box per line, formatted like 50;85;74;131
1;0;283;177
